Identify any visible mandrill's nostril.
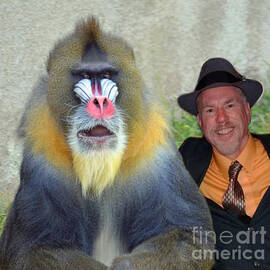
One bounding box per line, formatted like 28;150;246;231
103;98;108;108
94;98;99;107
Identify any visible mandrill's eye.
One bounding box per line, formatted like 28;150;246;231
103;73;111;79
83;74;91;79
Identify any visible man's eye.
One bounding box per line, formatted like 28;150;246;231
206;108;214;113
227;103;234;108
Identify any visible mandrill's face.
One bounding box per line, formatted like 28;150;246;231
64;44;127;155
68;76;126;153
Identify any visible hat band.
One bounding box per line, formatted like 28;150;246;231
196;71;243;91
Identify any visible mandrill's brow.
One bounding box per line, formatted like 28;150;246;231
71;64;119;76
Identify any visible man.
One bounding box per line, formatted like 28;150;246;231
178;57;270;270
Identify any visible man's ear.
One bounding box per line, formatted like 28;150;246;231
197;114;202;129
246;102;251;124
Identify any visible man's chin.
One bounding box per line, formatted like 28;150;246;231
214;142;241;159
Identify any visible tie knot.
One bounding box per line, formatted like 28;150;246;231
228;160;242;180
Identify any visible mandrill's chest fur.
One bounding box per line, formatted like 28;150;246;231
89;185;131;266
92;199;123;266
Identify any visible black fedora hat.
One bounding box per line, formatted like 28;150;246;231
177;57;263;115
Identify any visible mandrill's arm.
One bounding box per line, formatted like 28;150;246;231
0;150;107;270
110;153;215;270
1;248;107;270
110;229;213;270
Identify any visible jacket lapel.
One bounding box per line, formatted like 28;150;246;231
179;137;212;186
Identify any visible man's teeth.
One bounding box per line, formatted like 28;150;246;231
217;128;233;135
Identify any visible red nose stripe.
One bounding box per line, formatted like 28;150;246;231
97;81;102;95
91;80;96;95
90;79;102;96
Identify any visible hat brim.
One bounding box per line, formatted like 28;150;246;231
177;79;263;116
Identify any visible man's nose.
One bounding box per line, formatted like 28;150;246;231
216;108;228;122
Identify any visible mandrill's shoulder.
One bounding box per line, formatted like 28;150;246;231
18;75;50;138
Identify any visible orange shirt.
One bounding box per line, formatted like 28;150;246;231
200;134;270;217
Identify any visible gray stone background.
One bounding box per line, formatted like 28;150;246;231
1;0;270;205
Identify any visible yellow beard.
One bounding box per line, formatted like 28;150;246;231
72;149;124;197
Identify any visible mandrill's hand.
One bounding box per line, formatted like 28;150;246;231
110;255;138;270
110;252;174;270
109;229;215;270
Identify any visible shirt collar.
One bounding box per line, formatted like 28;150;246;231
213;133;256;179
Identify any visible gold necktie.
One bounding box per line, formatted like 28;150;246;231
222;160;246;215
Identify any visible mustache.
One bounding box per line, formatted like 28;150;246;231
214;123;234;131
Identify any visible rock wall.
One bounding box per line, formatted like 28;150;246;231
1;0;270;203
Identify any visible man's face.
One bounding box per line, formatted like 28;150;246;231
197;86;251;160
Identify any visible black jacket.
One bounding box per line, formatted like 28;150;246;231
180;134;270;270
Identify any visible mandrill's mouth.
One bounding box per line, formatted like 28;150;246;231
77;125;115;140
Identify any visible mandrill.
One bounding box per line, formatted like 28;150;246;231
0;18;214;270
